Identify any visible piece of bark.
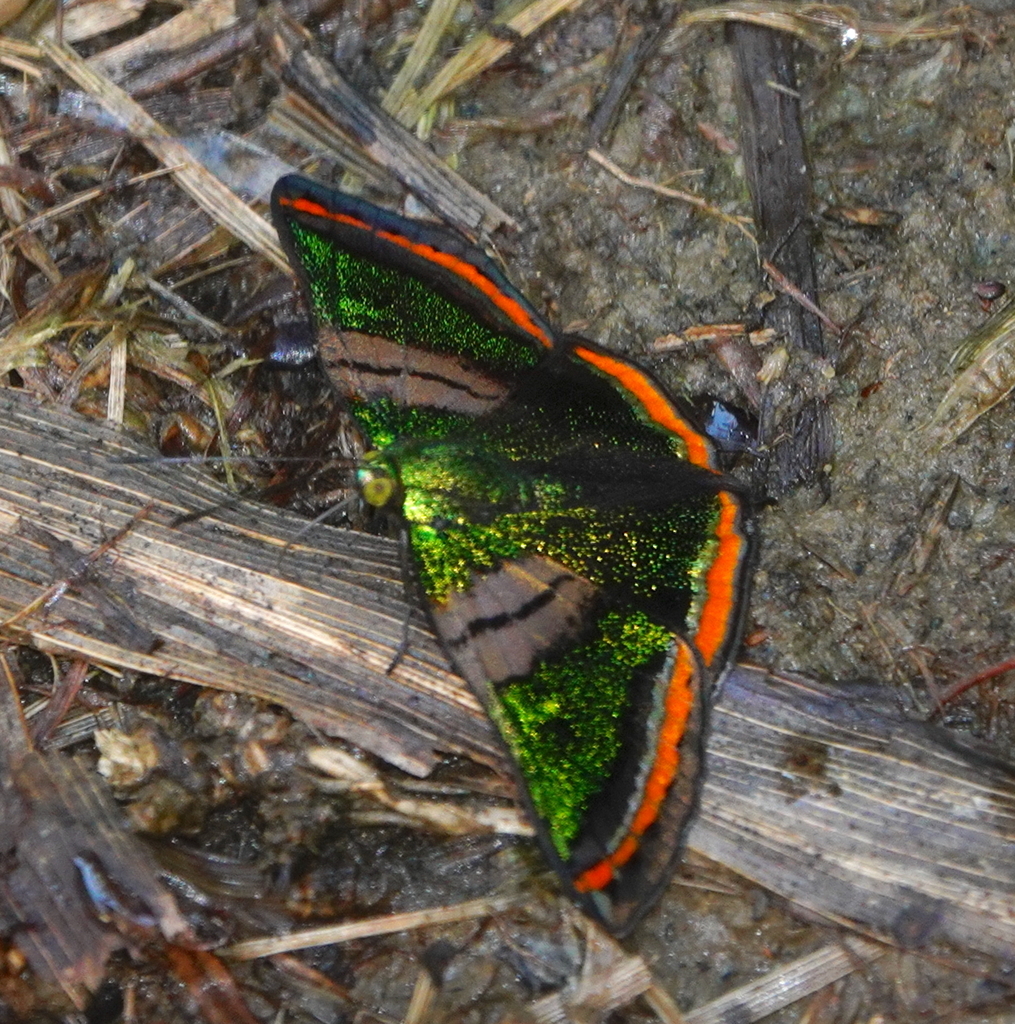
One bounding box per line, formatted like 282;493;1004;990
689;665;1015;962
0;385;501;777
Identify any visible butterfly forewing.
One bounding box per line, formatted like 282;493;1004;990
271;175;753;933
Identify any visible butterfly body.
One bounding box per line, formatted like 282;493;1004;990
272;175;753;933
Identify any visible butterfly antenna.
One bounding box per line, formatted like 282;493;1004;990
271;494;359;573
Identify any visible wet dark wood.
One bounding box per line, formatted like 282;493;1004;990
729;24;834;490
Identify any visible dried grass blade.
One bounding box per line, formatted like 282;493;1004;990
105;325;127;424
682;936;885;1024
0;37;40;62
383;0;464;126
38;38;289;274
0;119;61;284
677;2;963;55
0;264;108;374
588;148;756;247
926;297;1015;445
680;1;835;49
405;0;592;124
222;897;514;960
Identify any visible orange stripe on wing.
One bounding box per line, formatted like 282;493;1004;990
568;344;749;896
573;639;698;893
278;194;555;350
695;491;746;667
571;343;746;668
571;345;713;468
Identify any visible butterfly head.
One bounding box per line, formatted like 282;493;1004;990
357;451;401;510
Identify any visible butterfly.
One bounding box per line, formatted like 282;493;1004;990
271;174;753;934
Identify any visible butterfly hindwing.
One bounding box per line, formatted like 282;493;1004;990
271;175;753;933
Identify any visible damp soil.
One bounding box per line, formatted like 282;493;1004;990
6;0;1015;1021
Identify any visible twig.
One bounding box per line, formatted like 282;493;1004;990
762;258;842;335
222;897;515;960
0;165;182;249
29;658;89;747
933;655;1015;712
587;149;756;247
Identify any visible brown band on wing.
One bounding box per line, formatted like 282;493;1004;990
433;556;598;687
318;329;510;416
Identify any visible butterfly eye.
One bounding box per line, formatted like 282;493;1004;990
357;457;398;508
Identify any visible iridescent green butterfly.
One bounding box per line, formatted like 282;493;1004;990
271;175;753;933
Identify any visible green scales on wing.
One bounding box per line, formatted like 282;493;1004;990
271;175;751;934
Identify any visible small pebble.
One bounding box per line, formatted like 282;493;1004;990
973;280;1005;302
